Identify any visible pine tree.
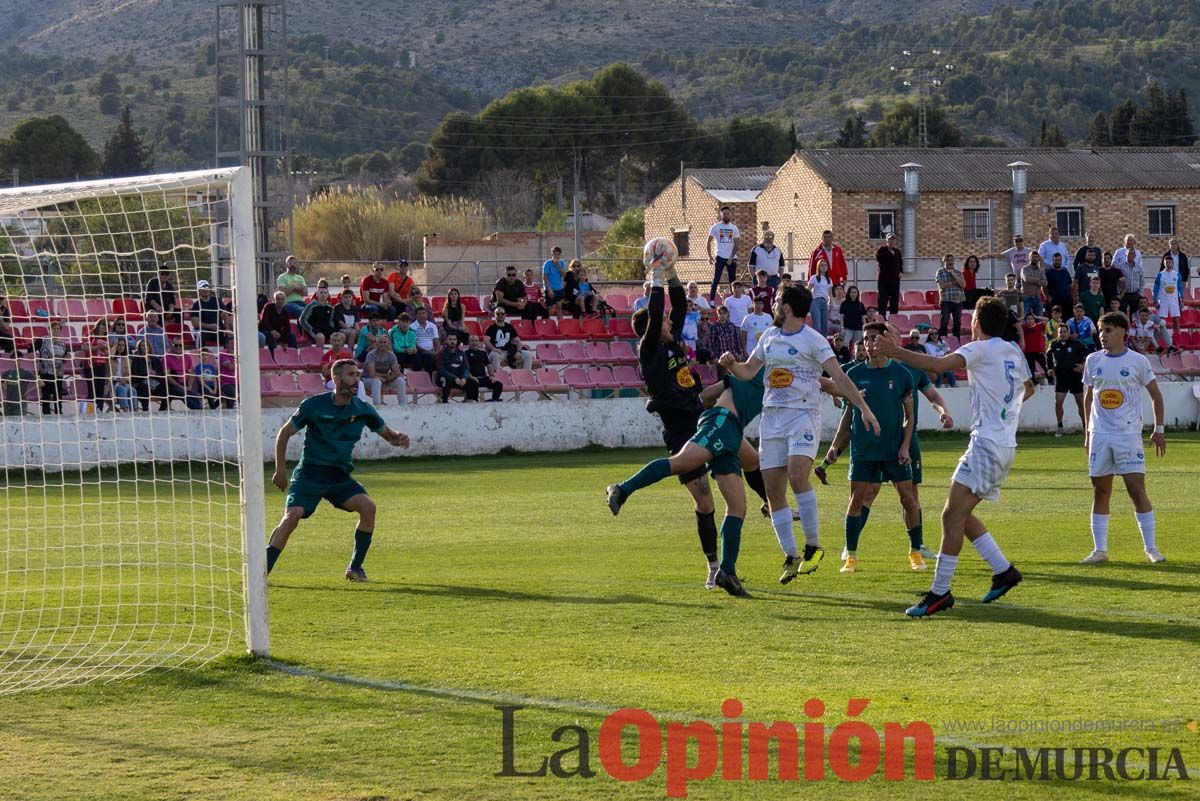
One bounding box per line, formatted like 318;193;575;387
1130;81;1167;146
788;121;798;153
1167;89;1196;146
1109;101;1136;146
834;113;867;148
101;105;154;177
1087;112;1110;147
1041;124;1067;147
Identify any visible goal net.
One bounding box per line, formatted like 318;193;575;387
0;168;268;695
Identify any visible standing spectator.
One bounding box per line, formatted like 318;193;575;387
355;311;391;362
363;337;407;406
465;334;504;401
1047;324;1088;435
276;256;309;318
1021;312;1048;384
631;282;652;313
321;332;355;381
298;286;336;347
750;230;785;288
0;296;14;355
129;339;154;412
542;246;567;322
110;338;134;411
1044;305;1067;346
1163;237;1190;286
983;234;1032;289
1044;253;1074;314
190;279;229;348
935;253;966;339
685;281;712;310
484;308;533;371
996;272;1022;314
386;260;414;318
840;285;867;347
749;269;775;312
435;332;478;402
440;287;470;347
738;296;772;352
143;268;181;329
808;229;847;285
1113;234;1145;318
1019;251;1047;316
1152;253;1184;339
1067;303;1097;349
186;350;221;410
807;258;833;335
331;289;361;348
1080;276;1106;323
706;206;740;300
405;286;432;321
828;284;845;334
923;330;956;387
1097;250;1122;309
1037;225;1071;282
359;262;393;320
259;291;297;353
874;232;903;317
705;305;743;364
36;320;69;415
722;281;752;327
960;254;982;308
411;306;440;373
1073;232;1103;297
494;266;533;320
84;319;112;412
680;301;701;358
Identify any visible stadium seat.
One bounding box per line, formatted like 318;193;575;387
0;358;13;375
1180;309;1200;329
889;313;912;331
83;299;108;320
584;342;612;363
7;299;30;322
562;366;595;391
405;370;437;400
901;290;927;310
604;293;631;314
430;296;446;315
608;340;637;364
1177;331;1198;350
272;348;302;370
908;313;931;329
559;342;588;364
960;310;973;331
924;289;940;309
258;347;276;367
581;318;614;340
953;369;968;382
296;372;327;395
558;318;584;339
534;367;569;394
110;298;143;321
55;299;88;321
508;369;541;395
1186;287;1200;307
1160;352;1185;374
26;298;53;320
464;320;484;338
1178;352;1200;376
861;290;879;309
609;317;636;338
611;365;643;389
267;373;299;396
533;319;559;339
298;347;324;369
461;296;484;317
586;366;620;389
695;364;718;386
512;319;538;341
536;343;565;364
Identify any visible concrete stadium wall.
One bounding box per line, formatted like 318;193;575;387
3;385;1198;471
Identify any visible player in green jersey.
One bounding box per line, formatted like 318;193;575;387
267;359;410;581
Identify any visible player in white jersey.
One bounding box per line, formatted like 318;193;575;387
877;297;1033;617
1080;311;1167;564
720;285;879;584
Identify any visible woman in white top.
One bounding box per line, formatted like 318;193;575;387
685;281;712;310
807;258;833;335
922;329;956;387
828;284;845;335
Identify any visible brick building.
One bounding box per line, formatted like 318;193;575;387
643;166;777;282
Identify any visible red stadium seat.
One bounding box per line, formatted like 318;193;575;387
612;365;643;389
258;347;276;367
464;320;484;338
1186;287;1200;307
562;366;595;391
924;290;940;309
534;367;569;393
534;318;559;339
405;370;437;399
298;347;324;369
558;318;584;339
272;348;302;370
604;293;631;314
1179;309;1200;329
559;342;588;364
609;317;636;338
584;342;612;363
960;311;973;331
84;299;108;320
430;296;447;315
901;290;927;310
908;313;931;329
55;299;88;321
111;297;144;321
512;319;538;341
259;374;279;398
861;290;879;309
296;372;327;395
586;366;620;389
462;296;485;317
1175;331;1197;350
609;341;637;364
536;343;566;364
7;299;30;322
581;317;614;340
889;313;912;331
268;373;300;396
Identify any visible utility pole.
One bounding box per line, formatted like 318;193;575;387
572;148;582;261
890;49;954;148
555;176;563;213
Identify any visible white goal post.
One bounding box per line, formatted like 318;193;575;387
0;167;268;695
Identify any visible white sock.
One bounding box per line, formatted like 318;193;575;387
770;508;799;558
1091;513;1110;552
931;553;959;594
1135;510;1156;551
795;489;820;546
970;532;1011;574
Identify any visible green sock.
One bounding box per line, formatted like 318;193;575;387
719;515;744;574
907;523;923;551
266;545;281;574
860;505;872;528
844;514;864;554
351;529;373;569
618;458;672;497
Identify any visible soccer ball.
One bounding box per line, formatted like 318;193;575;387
643;236;678;271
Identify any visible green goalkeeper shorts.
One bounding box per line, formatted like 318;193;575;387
689;407;744;477
286;465;367;518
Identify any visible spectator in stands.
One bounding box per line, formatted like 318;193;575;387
522;267;544;306
686;281;712;310
465;334;504;402
807;258;833;335
1114;234;1145;318
840;285;867;347
1080;276;1105;323
129;338;154;412
405;286;432;321
875;232;903;317
983;234;1032;288
722;281;752;327
277;256;309;319
996;272;1022;314
750;230;785;288
485;308;533;371
749;269;775;312
829;284;845;334
107;316;134;351
1038;225;1071;282
809;228;847;285
189;279;229;348
355;310;390;361
830;333;851;365
387;313;419;370
386;260;414;319
259;291;297;353
1153;252;1185;340
110;337;134;411
321;332;355;380
936;253;966;339
141;310;167;375
298;286;336;348
1068;303;1096;349
186;349;221;410
494;265;532;320
681;301;701;359
707;205;740;300
903;329;925;353
1020;311;1047;384
143;268;181;329
332;289;361;348
574;263;599;317
412;306;440;372
1073;232;1102;299
363;336;407;406
542;246;567;322
217;347;237;409
1019;251;1047;317
1045;305;1066;346
84;319;112;412
923;329;956;387
359;262;393;320
162;338;191;409
338;274;358;301
441;287;470;347
779;273;795;289
1045;252;1073;316
1164;237;1190;286
631;282;652;313
1138;298;1177;354
962;254;984;309
436;332;478;403
36;320;68;415
706;304;742;366
1097;250;1121;308
739;296;772;352
1130;307;1161;354
0;296;13;355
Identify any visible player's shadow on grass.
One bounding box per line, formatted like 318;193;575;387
1022;568;1200;594
270;580;709;610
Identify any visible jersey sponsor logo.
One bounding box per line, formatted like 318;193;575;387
1098;389;1125;409
675;366;696;389
768;368;794;388
1166;284;1176;294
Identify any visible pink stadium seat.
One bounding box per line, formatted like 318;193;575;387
508;369;541;392
55;299;88;321
562;366;595;390
612;365;642;389
610;317;636;339
534;367;569;393
1178;352;1200;376
536;343;565;364
889;313;912;331
1186;287;1200;307
298;347;324;369
533;319;559;339
559;342;588;364
609;340;637;364
604;293;631;314
297;372;327;395
405;370;436;398
268;373;300;396
430;296;447;315
908;313;931;328
27;298;53;319
584;341;612;363
272;348;302;370
84;299;108;320
258;347;276;367
1160;352;1185;373
586;366;620;389
861;290;879;309
582;317;614;340
512;319;538;341
901;290;927;310
959;311;973;331
0;358;14;375
558;318;584;339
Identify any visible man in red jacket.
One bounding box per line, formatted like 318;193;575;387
808;229;848;285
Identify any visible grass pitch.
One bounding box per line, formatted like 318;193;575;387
1;433;1199;800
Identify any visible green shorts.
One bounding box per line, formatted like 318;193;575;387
690;407;744;477
849;457;913;485
286;465;367;519
879;442;922;485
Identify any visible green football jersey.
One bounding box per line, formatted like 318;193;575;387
845;359;914;462
902;363;930;449
728;367;765;429
290;393;386;473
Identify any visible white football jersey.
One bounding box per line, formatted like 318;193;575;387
1083;348;1154;434
751;325;834;410
954;336;1029;448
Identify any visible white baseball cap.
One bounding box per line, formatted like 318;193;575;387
197;280;211;289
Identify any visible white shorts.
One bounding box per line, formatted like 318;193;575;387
1088;431;1146;477
1158;294;1181;319
951;436;1016;503
758;406;821;470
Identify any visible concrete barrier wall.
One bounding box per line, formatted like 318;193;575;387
3;385;1198;471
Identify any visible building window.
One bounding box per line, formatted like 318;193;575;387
961;208;990;241
1148;206;1175;237
672;230;690;257
1054;207;1083;239
867;210;896;241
